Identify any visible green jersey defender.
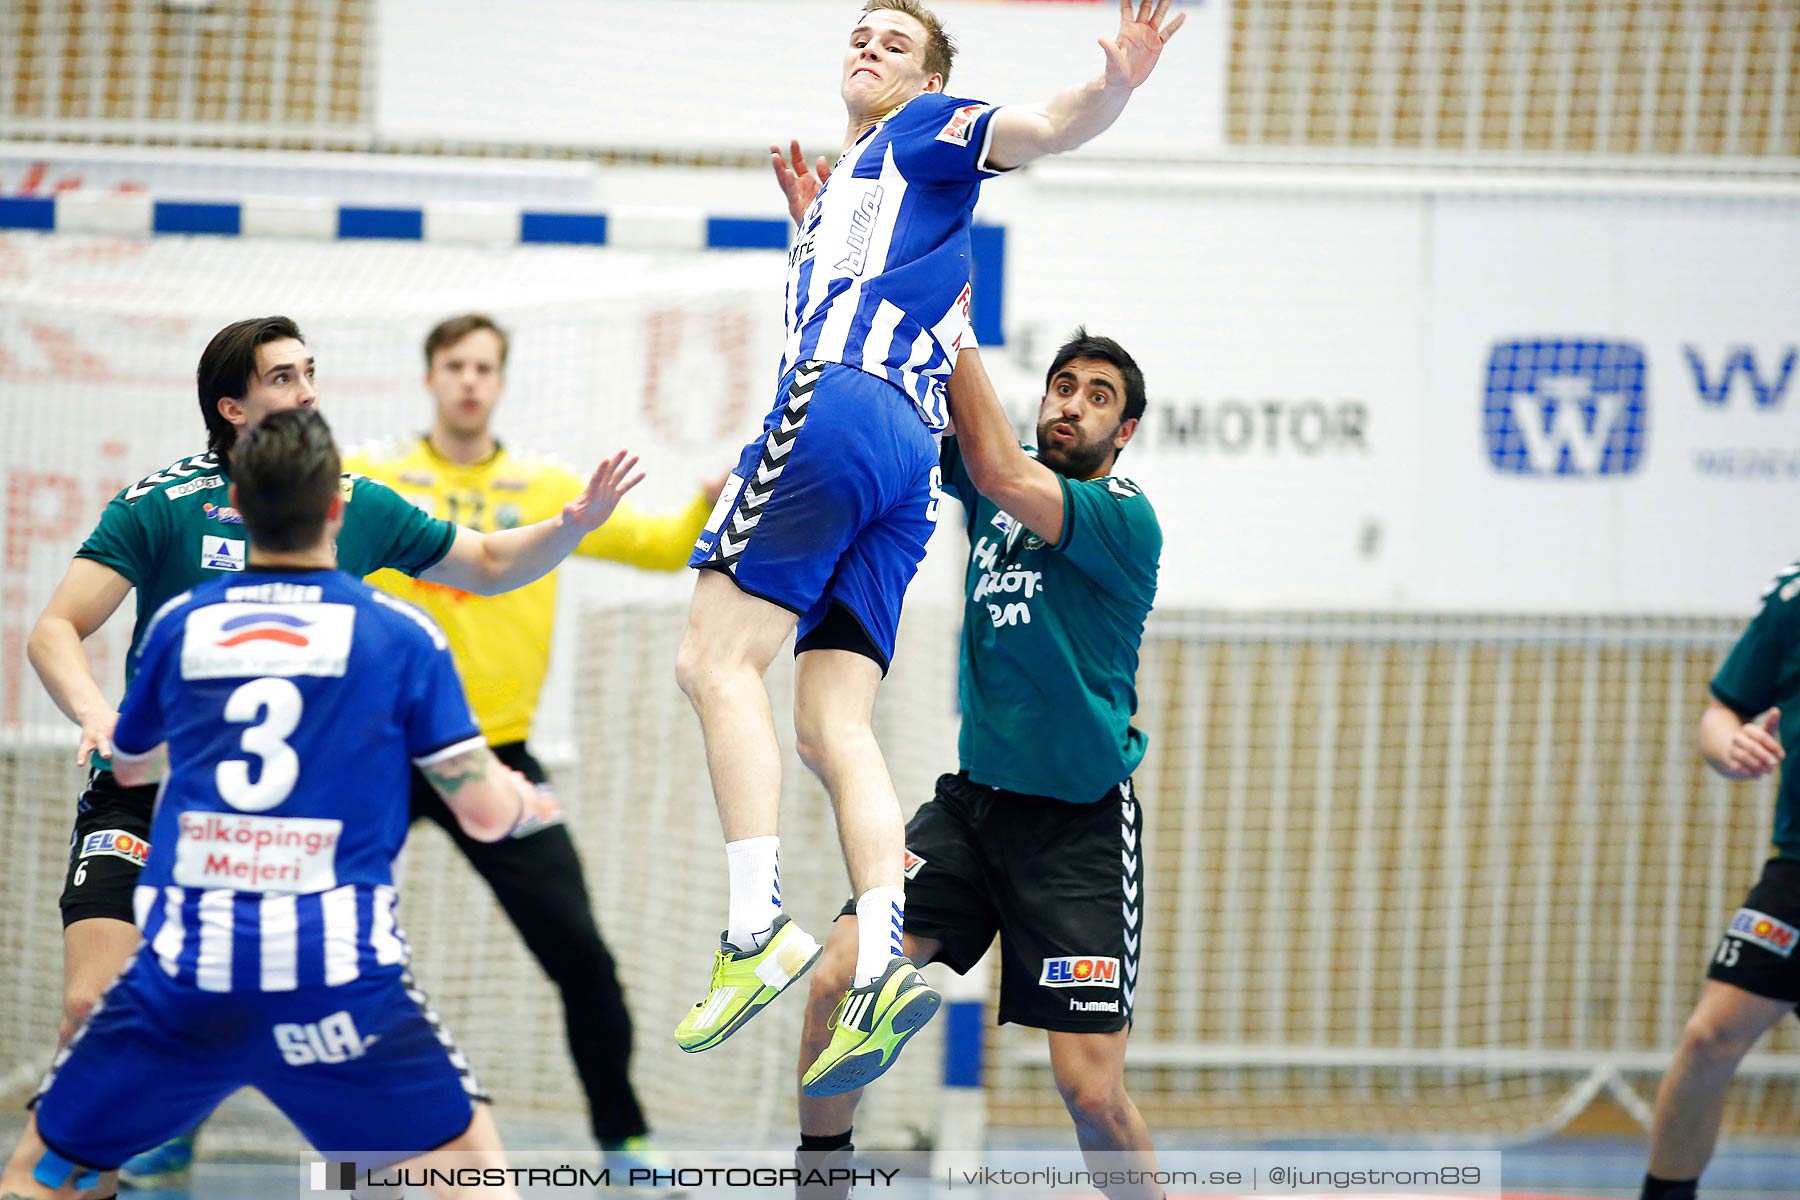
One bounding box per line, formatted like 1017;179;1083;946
942;436;1160;804
80;451;455;690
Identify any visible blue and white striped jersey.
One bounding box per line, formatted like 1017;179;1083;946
111;567;482;993
782;91;1008;432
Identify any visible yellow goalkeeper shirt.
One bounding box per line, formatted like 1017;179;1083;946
344;437;710;746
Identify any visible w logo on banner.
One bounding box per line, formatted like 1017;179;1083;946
1685;345;1796;408
1484;338;1648;477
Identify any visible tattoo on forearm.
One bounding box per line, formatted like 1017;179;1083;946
424;746;492;795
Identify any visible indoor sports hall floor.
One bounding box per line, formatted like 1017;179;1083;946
3;1120;1794;1199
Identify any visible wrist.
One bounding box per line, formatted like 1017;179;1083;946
72;701;110;726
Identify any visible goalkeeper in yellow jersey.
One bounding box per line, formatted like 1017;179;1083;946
348;314;713;1173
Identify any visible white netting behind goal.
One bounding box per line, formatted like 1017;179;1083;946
5;230;1800;1153
0;228;961;1152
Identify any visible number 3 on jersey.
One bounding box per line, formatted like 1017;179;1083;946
217;677;303;812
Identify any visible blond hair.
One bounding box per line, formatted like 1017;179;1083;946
861;0;956;84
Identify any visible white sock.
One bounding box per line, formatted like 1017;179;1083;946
725;836;781;952
853;885;905;987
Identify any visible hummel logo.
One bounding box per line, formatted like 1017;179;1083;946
125;453;220;501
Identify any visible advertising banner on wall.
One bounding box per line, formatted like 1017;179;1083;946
987;178;1427;609
1422;193;1800;614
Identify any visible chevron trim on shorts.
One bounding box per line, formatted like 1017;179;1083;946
1119;779;1142;1017
401;969;490;1102
708;361;823;572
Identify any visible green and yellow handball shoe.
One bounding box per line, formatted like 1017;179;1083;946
674;914;822;1053
801;957;941;1098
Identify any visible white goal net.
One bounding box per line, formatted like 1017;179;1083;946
3;228;1798;1155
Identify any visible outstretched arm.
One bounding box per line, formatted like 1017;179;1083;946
946;347;1067;544
984;0;1185;171
576;478;721;572
421;450;644;594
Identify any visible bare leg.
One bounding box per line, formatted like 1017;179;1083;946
797;919;865;1139
1647;980;1793;1181
0;1112;91;1199
61;918;138;1044
792;650;901;897
674;570;797;844
49;918;140;1200
1048;1028;1161;1200
796;921;945;1137
402;1104;517;1200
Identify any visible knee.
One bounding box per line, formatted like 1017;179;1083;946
793;711;867;779
1056;1075;1132;1131
1680;1011;1760;1064
794;720;828;777
674;631;710;704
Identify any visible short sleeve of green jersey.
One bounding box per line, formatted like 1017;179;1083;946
351;475;456;576
939;437;975;515
75;491;161;586
1051;474;1162;593
1713;563;1800;716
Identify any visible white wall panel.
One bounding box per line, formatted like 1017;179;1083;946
1422;193;1800;613
375;0;1226;160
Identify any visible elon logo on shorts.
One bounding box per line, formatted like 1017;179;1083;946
1728;908;1798;958
1039;956;1120;989
79;829;150;867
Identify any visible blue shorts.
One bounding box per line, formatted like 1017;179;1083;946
690;361;940;670
33;957;484;1169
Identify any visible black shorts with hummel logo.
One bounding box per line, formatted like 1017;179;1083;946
843;771;1144;1033
62;768;157;927
1707;857;1800;1004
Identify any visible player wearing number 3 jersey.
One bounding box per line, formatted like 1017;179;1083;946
26;315;641;1192
3;410;532;1199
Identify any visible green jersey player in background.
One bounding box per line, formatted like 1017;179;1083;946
795;332;1165;1200
1642;560;1800;1200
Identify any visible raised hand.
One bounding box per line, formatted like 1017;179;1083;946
563;450;645;534
769;139;832;227
1101;0;1187;91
